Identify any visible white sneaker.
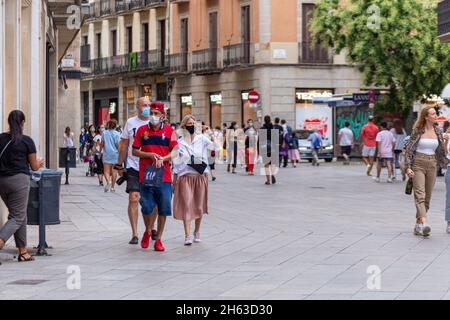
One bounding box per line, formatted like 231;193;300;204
414;224;424;236
387;178;393;183
184;236;193;246
110;187;115;193
194;233;202;243
374;177;380;183
104;183;110;192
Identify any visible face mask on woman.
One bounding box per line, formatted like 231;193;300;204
186;125;195;135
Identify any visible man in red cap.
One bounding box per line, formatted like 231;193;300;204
132;102;178;251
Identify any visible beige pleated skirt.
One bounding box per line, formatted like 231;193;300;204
173;173;208;221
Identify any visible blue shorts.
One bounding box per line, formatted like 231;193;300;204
139;183;173;217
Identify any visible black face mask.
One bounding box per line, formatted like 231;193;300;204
186;125;195;135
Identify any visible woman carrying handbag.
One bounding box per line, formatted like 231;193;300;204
173;115;215;246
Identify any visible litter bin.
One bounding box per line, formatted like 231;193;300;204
59;147;77;185
27;169;63;255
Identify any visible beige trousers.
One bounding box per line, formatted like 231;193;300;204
412;153;437;219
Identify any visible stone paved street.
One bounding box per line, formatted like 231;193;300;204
1;161;450;300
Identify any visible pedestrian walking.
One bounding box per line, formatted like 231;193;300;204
245;121;258;175
101;120;121;193
63;127;74;148
79;127;88;163
273;118;284;167
444;126;450;233
258;115;277;185
93;126;104;186
173;115;213;245
213;126;223;162
374;122;396;183
338;122;354;165
308;129;322;166
390;120;407;179
288;130;300;168
405;106;448;237
226;122;238;174
360;116;379;176
203;125;217;181
0;110;45;262
132;102;178;252
116;97;157;245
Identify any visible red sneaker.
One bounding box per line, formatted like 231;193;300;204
141;232;151;249
154;239;165;252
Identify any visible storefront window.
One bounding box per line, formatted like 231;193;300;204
180;94;192;120
241;90;256;126
295;88;334;144
210;92;222;128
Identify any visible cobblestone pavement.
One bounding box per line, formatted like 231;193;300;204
1;160;450;300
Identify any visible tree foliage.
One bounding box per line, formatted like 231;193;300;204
309;0;450;113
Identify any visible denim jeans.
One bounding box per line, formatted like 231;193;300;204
446;168;450;221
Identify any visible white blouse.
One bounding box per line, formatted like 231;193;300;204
173;134;214;177
416;138;438;156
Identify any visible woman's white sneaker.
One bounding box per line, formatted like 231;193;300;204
414;224;424;236
194;233;202;243
184;236;193;246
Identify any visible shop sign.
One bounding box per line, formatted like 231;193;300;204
210;94;222;104
296;90;333;103
181;95;193;105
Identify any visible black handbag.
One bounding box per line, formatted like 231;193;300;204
188;155;208;175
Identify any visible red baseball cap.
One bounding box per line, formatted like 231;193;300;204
150;101;165;114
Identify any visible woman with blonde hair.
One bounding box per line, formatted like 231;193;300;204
173;115;215;245
405;106;448;237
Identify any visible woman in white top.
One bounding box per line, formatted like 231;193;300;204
173;115;215;245
405;106;448;237
63;127;74;148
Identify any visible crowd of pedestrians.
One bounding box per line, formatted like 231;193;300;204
7;95;450;265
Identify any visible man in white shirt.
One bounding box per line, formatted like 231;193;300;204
116;97;156;246
338;122;354;165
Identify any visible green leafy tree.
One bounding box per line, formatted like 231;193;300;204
309;0;450;113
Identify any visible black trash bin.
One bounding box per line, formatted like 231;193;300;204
27;169;63;255
59;147;77;185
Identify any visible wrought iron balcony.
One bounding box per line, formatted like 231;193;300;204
192;48;221;74
80;45;91;68
129;0;145;10
439;0;450;41
167;52;189;74
145;0;166;6
84;50;168;77
115;0;129;12
298;42;332;64
223;43;253;67
100;0;111;16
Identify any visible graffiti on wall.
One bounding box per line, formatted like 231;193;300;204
335;106;372;156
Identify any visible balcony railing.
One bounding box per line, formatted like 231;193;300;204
167;52;189;74
129;0;145;10
223;43;253;67
298;42;332;64
100;0;111;16
438;0;450;38
145;0;166;6
192;48;221;73
84;50;168;77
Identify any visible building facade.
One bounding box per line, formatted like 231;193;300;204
0;0;80;223
81;0;370;130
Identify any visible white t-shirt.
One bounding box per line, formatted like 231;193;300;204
338;127;354;146
173;134;214;177
121;116;149;171
93;134;102;153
